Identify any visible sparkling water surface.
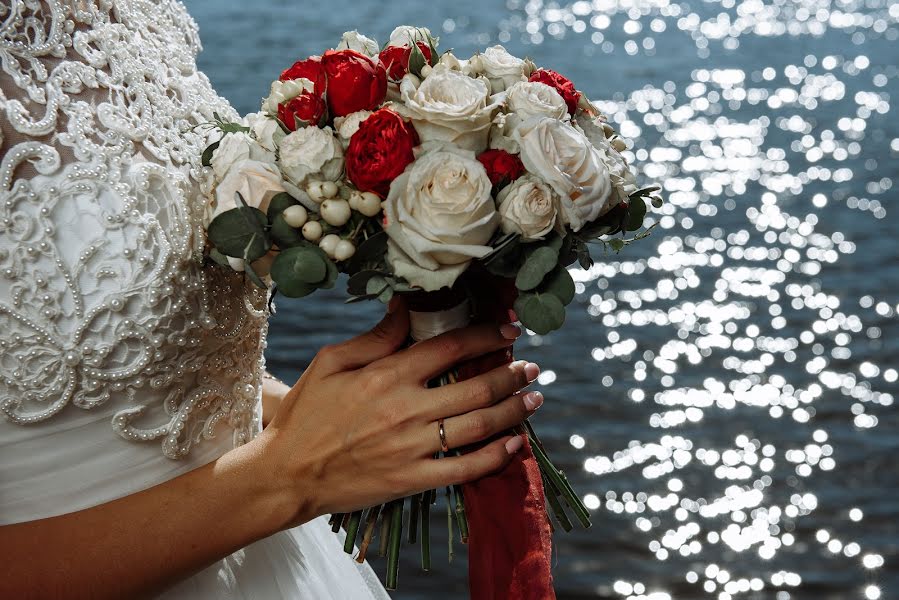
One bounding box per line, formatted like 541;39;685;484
184;1;898;598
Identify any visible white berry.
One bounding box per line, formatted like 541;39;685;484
306;181;324;203
357;192;382;217
420;64;433;78
320;199;351;227
319;234;341;258
348;191;362;211
302;220;323;242
320;181;339;198
282;204;308;227
334;240;356;261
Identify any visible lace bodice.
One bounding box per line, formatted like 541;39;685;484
0;0;269;522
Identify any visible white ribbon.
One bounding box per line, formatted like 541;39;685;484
409;300;472;342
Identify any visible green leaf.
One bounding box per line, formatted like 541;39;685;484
541;266;575;305
514;292;566;335
576;243;594;270
269;246;329;298
320;256;339;290
270;213;305;248
626;196;647;232
427;37;440;66
515;245;559;291
629;185;661;198
243;259;267;290
207;206;271;260
347;270;384;296
609;238;625;252
208;248;230;267
365;275;389;296
201;140;220;167
267;192;299;221
408;43;427;78
345;231;388;275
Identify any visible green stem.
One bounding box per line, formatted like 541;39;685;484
420;491;432;572
523;422;592;529
541;474;573;532
378;511;391;557
386;499;404;590
330;513;344;533
445;487;454;563
356;505;382;563
452;484;470;544
343;510;364;554
408;493;420;544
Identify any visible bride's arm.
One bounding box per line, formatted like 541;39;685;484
0;301;539;600
262;371;291;426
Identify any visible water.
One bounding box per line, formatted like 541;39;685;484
183;1;899;598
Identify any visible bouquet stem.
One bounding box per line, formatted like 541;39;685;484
356;504;382;563
420;490;432;571
343;510;364;554
386;498;404;590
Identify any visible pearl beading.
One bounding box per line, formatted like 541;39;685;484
0;0;269;459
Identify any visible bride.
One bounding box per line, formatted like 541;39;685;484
0;2;545;598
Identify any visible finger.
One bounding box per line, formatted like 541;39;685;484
426;391;543;453
389;323;522;382
419;360;539;421
313;297;410;375
413;435;526;490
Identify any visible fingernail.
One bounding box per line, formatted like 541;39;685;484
387;296;400;314
505;436;524;455
500;324;521;340
524;362;540;382
523;391;544;411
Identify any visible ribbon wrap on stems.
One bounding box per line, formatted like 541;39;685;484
408;278;556;600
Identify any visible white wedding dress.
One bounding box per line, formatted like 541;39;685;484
0;1;388;597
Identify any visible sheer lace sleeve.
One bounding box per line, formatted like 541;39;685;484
0;0;268;473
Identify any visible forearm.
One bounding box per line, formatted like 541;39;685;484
0;437;297;600
262;370;292;427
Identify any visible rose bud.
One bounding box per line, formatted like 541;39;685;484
528;68;581;116
379;42;433;80
277;92;327;131
346;108;419;198
321;49;388;118
477;149;526;188
279;56;327;96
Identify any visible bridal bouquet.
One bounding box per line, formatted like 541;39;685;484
200;25;661;598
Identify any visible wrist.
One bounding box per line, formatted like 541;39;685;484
244;428;319;530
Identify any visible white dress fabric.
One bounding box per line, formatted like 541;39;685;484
0;1;388;597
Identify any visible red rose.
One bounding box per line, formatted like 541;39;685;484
346;109;419;198
278;93;327;131
529;69;581;115
378;42;433;81
477;149;526;187
321;50;388;118
279;56;327;96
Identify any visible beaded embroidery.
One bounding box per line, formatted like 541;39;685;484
0;0;269;458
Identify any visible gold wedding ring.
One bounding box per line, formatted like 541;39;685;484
437;418;449;453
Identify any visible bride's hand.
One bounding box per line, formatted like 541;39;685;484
258;298;542;525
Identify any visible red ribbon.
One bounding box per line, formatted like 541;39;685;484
455;277;556;600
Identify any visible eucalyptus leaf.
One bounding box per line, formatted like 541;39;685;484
201;140;220;167
270;213;305;248
609;238;625;252
541;266;575;305
207;206;271;260
243;259;267;290
208;248;231;267
347;270;383;296
270;246;329;298
267;192;299;221
514;292;566;335
345;231;388;274
626;195;647;232
320;256;339;290
515;246;559;291
366;275;389;296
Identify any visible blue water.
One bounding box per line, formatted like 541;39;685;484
184;1;899;598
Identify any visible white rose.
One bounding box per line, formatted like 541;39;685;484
261;78;313;115
211;159;285;223
388;25;433;47
279;126;344;185
496;175;558;241
395;65;498;153
475;45;527;94
245;112;285;153
210;132;274;180
577;117;638;205
334;110;372;148
384;146;499;291
505;81;568;130
337;30;379;56
515;116;614;231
